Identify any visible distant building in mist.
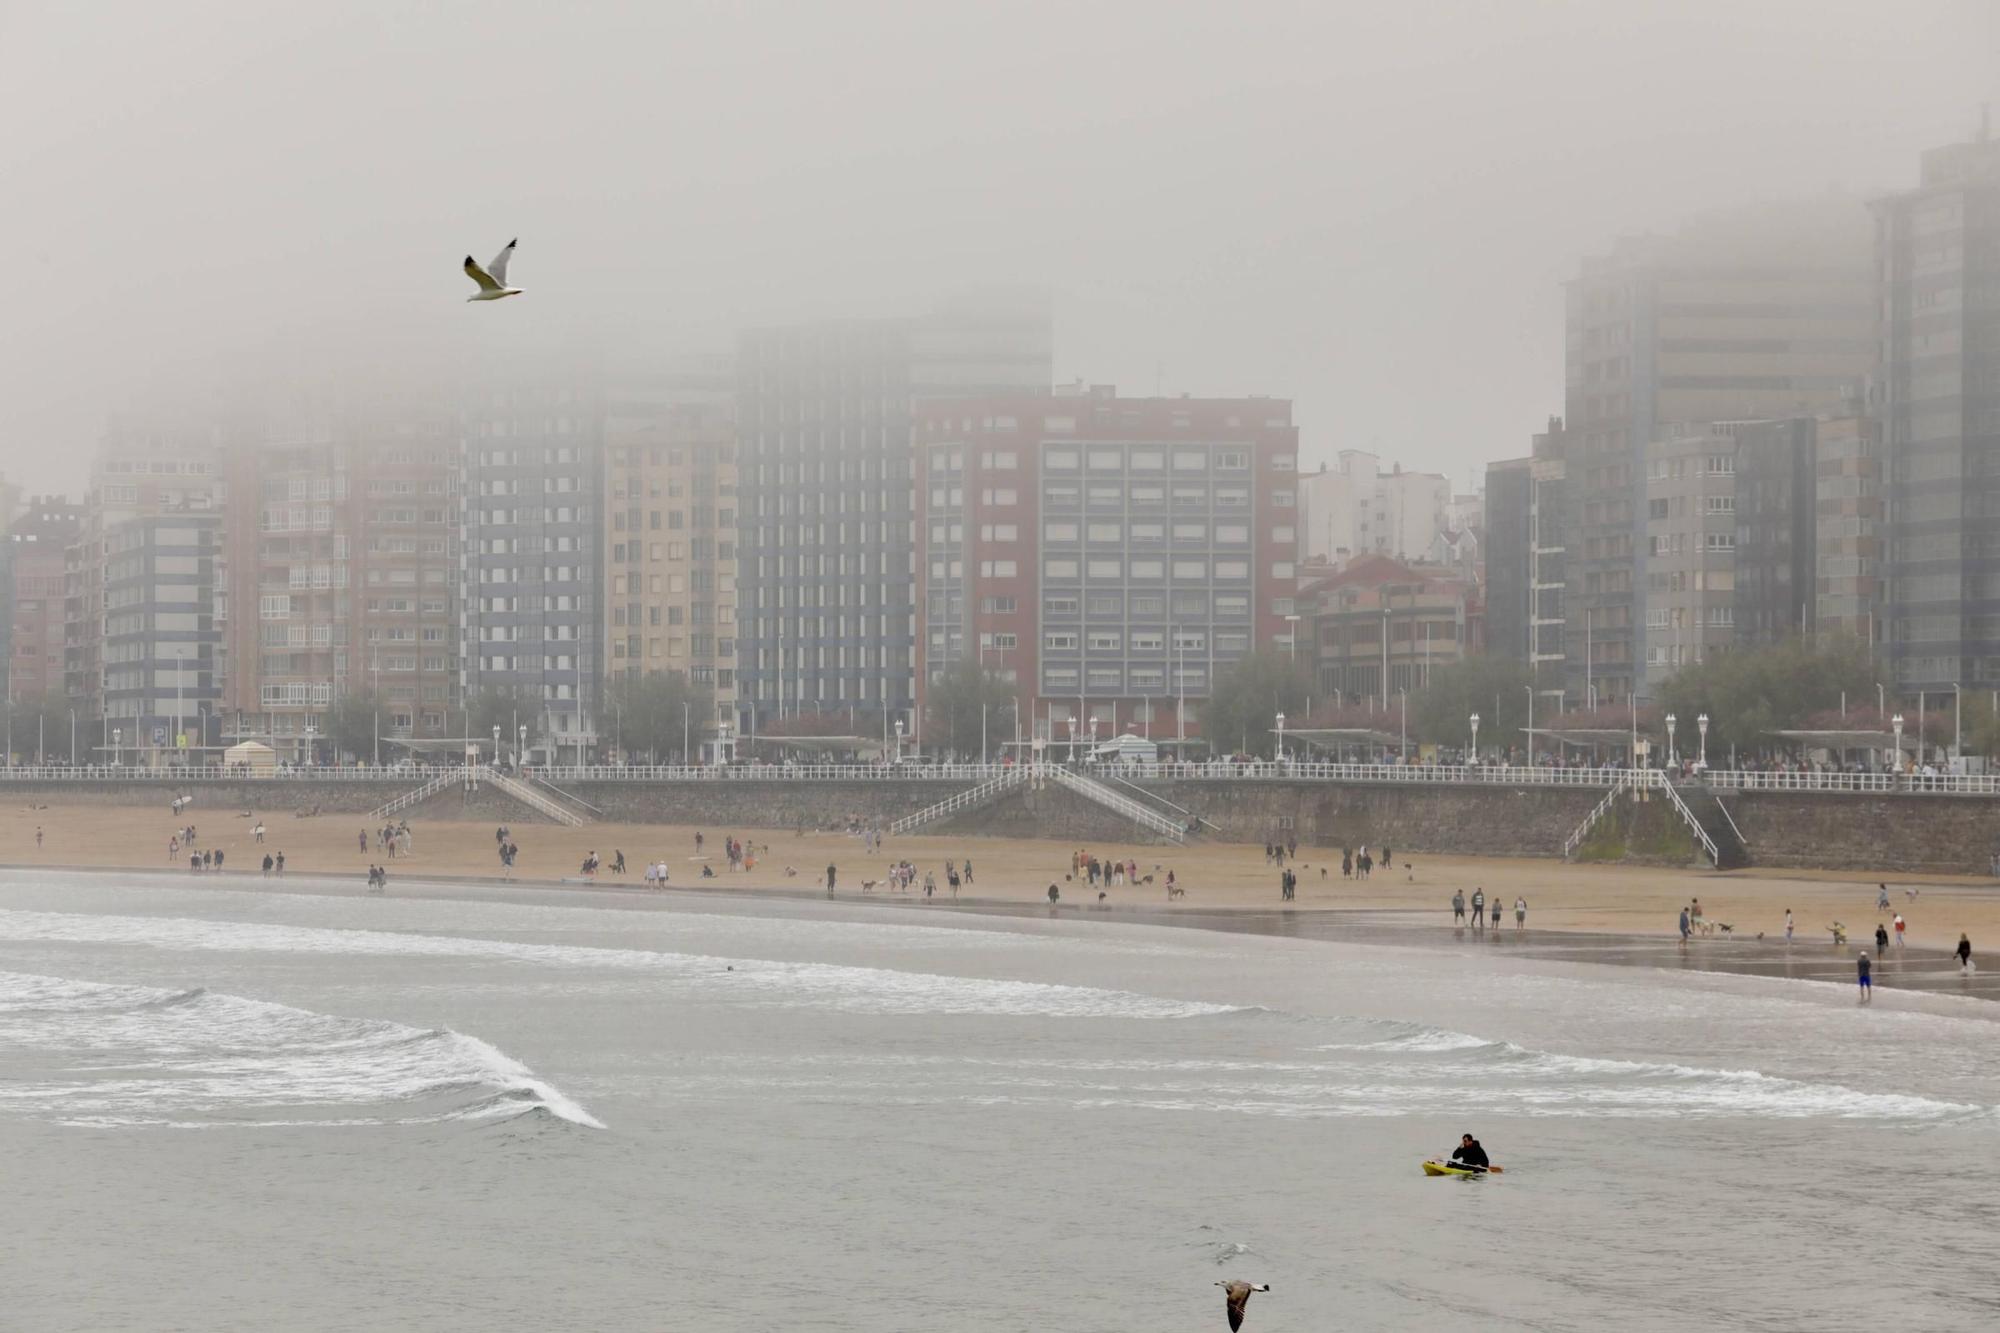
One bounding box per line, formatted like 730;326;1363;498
1484;418;1569;712
734;292;1051;737
1875;129;2000;693
1812;408;1882;646
66;425;225;761
1297;451;1451;568
1562;196;1876;704
1297;553;1482;719
219;419;461;764
7;497;81;710
601;371;738;756
460;379;604;764
913;387;1298;751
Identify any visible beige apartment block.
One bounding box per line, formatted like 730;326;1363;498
603;397;737;738
1641;431;1739;685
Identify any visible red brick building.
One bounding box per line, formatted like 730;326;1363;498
915;389;1300;755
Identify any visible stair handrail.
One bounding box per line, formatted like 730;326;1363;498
486;768;589;827
528;772;606;815
889;769;1027;834
1047;766;1186;842
1654;772;1721;865
367;770;458;820
1096;770;1222;834
1562;772;1628;859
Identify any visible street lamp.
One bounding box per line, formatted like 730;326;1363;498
1399;687;1407;762
1469;711;1480;765
518;723;528;768
1665;712;1677;768
1954;682;1963;769
1892;713;1905;775
1275;710;1286;761
718;720;732;766
492;725;500;770
1524;683;1534;766
1697;713;1709;768
303;721;316;767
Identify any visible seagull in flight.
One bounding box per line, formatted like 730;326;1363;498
463;239;522;301
1216;1280;1269;1331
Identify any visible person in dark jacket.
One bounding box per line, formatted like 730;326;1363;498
1449;1134;1490;1172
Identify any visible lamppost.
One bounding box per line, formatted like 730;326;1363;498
1399;687;1407;762
1469;711;1480;765
518;723;528;769
175;646;186;765
1892;713;1905;776
719;720;732;766
893;718;904;766
1524;684;1535;766
1954;682;1962;770
1877;682;1885;720
1697;712;1709;768
1275;711;1286;762
303;721;317;767
1664;712;1677;769
492;725;500;770
112;728;121;768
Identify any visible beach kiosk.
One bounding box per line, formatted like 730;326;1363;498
222;740;278;777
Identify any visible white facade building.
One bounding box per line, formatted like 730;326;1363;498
1298;450;1452;565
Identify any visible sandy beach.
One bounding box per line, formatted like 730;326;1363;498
5;795;1996;975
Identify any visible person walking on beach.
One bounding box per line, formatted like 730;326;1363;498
1679;906;1691;948
1875;923;1890;952
35;826;42;850
1491;895;1502;929
1857;951;1873;1002
1452;889;1465;924
1894;913;1906;948
1514;896;1527;930
1784;908;1794;942
1878;883;1891;913
825;863;837;898
1957;933;1973;973
1471;888;1485;930
261;853;273;877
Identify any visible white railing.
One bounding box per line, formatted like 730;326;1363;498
1099;771;1223;834
368;771;462;820
1047;766;1187;843
890;769;1030;835
0;764;468;782
485;769;589;827
1655;777;1722;866
1562;773;1630;859
1699;769;2000;797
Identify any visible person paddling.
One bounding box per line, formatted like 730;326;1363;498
1449;1133;1495;1174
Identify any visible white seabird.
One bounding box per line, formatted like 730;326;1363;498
463;239;522;301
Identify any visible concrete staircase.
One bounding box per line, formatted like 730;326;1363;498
890;769;1029;835
367;770;461;821
486;769;590;827
1045;766;1186;843
1560;773;1630;859
1669;779;1749;869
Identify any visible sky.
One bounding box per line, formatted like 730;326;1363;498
1;0;1995;497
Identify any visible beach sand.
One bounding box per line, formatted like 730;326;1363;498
4;796;1996;950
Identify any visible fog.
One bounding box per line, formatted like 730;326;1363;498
1;1;1994;494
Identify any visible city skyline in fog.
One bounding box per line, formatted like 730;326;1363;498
2;1;1995;497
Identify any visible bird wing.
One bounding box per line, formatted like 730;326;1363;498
486;238;517;285
464;256;502;292
1225;1288;1248;1331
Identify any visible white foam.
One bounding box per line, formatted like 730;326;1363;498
0;970;602;1129
0;908;1231;1020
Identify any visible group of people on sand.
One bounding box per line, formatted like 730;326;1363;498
1341;845;1386;878
1452;887;1526;930
361;821;412;858
1072;850;1140;887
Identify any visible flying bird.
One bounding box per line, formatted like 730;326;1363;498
1216;1280;1269;1331
463;239;522;301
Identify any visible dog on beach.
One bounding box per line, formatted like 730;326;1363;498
1167;885;1186;900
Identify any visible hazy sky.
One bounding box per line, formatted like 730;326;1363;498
2;1;1995;496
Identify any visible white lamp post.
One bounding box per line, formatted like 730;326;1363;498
1275;711;1286;761
518;723;528;768
1697;713;1709;768
1665;712;1677;768
893;718;904;766
1892;713;1905;775
1469;711;1480;765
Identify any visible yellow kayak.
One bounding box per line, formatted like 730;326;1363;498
1423;1159;1500;1177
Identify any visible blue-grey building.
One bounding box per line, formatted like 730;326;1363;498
102;514;222;766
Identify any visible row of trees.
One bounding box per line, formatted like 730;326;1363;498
1197;633;1988;762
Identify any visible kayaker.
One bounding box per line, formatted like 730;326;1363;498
1449;1134;1489;1173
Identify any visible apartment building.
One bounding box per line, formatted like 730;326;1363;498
9;498;81;704
1298;553;1483;704
735;295;1050;733
66;427;225;725
1298;451;1452;565
461;380;604;763
1565;197;1874;702
603;387;738;732
102;514;222;765
1814;410;1882;644
1640;430;1742;684
914;390;1299;746
1875;130;2000;690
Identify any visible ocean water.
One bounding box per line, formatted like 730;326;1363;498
0;870;1995;1330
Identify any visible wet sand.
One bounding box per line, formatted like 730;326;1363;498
3;798;1995;999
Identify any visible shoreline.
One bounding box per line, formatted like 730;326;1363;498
6;858;1995;1004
